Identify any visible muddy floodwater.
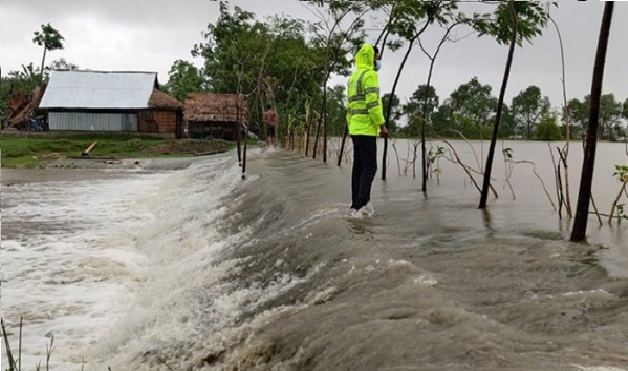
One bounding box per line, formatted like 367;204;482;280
2;140;627;370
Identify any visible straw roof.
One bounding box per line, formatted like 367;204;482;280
149;89;182;110
184;93;248;123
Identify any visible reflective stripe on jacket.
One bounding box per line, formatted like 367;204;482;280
346;44;386;137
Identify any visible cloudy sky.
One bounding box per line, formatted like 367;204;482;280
1;0;627;110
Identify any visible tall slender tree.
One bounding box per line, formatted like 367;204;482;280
570;2;615;242
417;21;462;194
32;23;65;83
381;0;459;180
474;0;554;209
478;0;518;209
307;1;367;162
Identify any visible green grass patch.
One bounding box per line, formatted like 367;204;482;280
0;135;247;168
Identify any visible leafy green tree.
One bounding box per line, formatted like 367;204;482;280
381;0;461;179
403;85;438;137
511;85;550;138
192;2;331;137
306;0;368;160
382;93;402;135
32;23;65;83
565;98;588;138
569;94;623;139
446;77;498;137
0;64;41;122
48;58;79;71
325;84;347;137
472;0;554;209
430;103;454;137
620;97;628;139
499;104;516;139
165;60;205;102
598;93;623;140
536;113;562;141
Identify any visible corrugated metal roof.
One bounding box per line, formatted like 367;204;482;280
39;70;158;110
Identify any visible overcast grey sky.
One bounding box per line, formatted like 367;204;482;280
1;0;627;110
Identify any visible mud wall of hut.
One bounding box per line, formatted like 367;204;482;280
137;110;177;133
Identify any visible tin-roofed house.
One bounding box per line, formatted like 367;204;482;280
184;93;248;140
38;70;182;138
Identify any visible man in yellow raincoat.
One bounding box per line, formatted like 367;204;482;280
346;44;388;217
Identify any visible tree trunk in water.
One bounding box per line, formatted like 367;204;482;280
313;72;330;160
421;118;427;193
312;117;321;159
421;69;436;195
551;16;573;217
382;38;418;180
323;86;328;163
338;126;349;166
479;0;518;209
242;124;248;179
40;47;47;84
570;2;614;242
304;110;312;156
236;99;242;164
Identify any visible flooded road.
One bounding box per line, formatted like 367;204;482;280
1;140;627;370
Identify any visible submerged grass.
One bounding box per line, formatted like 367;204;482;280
1;318;20;371
1;316;182;370
2;317;96;371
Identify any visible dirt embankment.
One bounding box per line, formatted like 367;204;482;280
139;139;231;156
45;140;232;170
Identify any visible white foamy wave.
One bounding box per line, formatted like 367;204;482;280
1;156;252;369
413;274;439;287
2;170;174;369
82;156;311;369
561;290;617;300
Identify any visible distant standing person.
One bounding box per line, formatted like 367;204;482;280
264;104;279;147
346;44;388;217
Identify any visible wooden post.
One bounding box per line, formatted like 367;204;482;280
242;122;248;180
236;96;242;164
82;141;98;157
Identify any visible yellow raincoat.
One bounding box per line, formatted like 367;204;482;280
346;44;386;136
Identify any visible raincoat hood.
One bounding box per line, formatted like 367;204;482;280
354;44;375;70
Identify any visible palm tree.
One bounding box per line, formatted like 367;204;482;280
33;23;65;83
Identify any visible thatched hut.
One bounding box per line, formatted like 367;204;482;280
183;94;248;140
36;70;182;138
138;89;183;137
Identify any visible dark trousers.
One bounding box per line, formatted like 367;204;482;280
351;135;377;209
